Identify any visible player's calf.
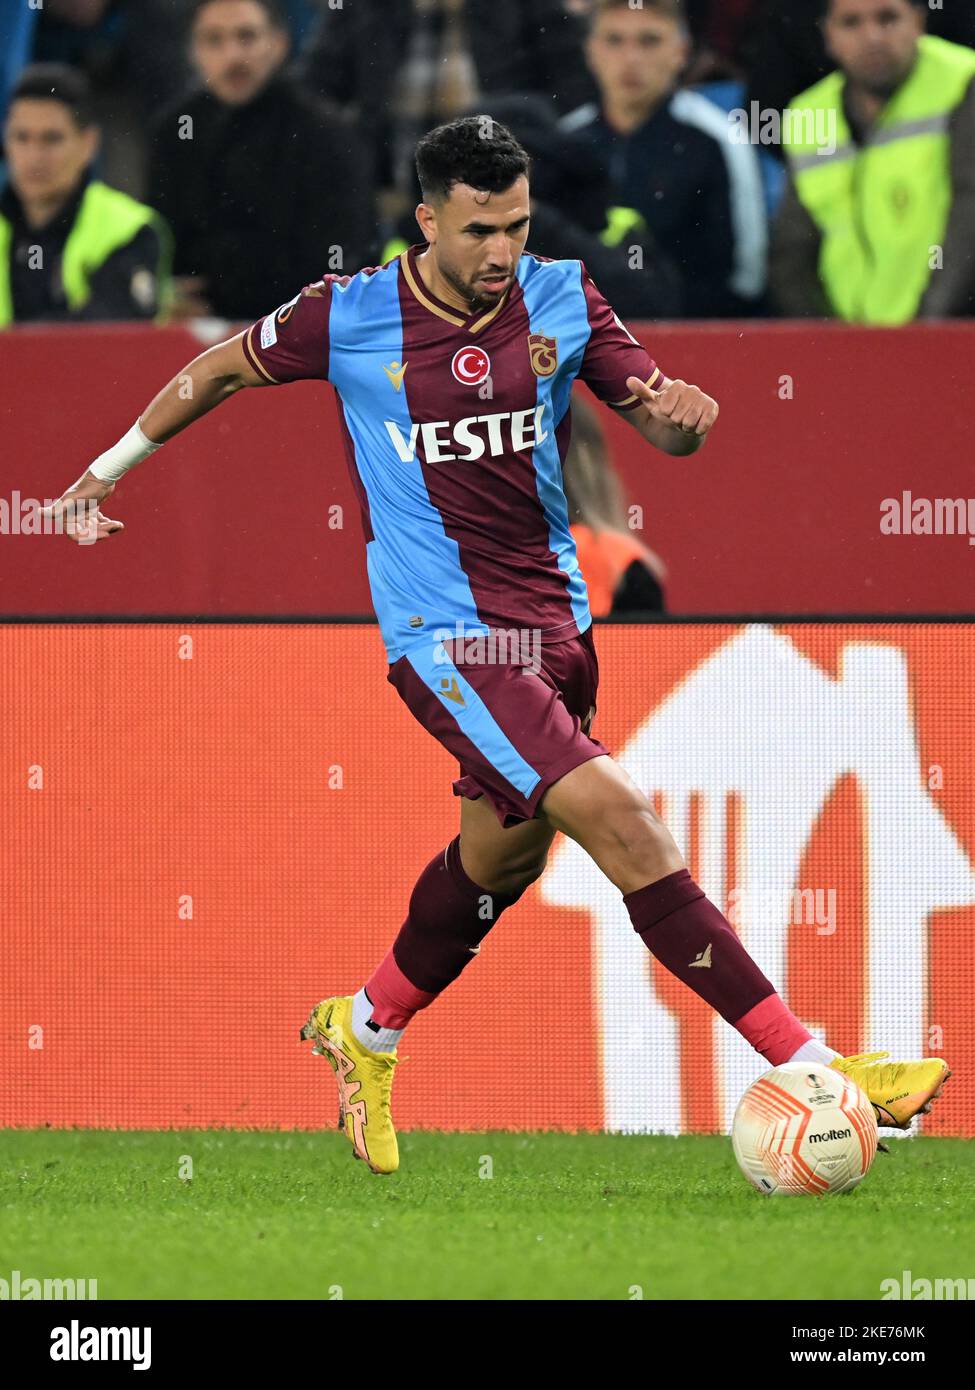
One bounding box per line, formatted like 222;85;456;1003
543;755;837;1070
344;833;534;1068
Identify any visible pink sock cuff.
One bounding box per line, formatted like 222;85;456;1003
624;868;704;930
734;992;813;1066
365;948;438;1030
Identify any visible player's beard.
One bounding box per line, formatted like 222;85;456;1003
439;255;510;314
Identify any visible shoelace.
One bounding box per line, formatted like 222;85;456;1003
839;1051;904;1090
839;1051;890;1067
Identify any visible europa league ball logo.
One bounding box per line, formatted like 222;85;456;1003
528;333;558;378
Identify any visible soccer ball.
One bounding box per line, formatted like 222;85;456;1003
732;1061;878;1195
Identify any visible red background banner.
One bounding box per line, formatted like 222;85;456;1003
2;622;972;1135
2;322;973;617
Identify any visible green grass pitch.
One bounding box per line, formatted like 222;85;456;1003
1;1130;972;1300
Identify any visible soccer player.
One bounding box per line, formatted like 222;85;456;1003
50;118;949;1173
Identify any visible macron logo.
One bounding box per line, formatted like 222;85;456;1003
384;405;548;464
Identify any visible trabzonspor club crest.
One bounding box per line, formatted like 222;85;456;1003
528;333;558;377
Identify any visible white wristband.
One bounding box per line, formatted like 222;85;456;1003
89;420;162;483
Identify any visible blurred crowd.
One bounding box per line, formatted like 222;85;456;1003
2;0;975;328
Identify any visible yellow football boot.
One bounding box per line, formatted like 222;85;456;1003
300;995;399;1174
831;1052;950;1129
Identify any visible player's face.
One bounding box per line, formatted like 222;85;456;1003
824;0;923;95
3;100;97;209
586;8;689;113
420;177;531;312
191;0;288;107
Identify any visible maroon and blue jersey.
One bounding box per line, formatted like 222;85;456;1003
244;243;663;662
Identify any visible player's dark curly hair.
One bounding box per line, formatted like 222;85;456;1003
415;116;531;204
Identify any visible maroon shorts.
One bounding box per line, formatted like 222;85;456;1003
387;625;609;828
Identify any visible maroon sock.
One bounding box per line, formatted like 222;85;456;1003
624;869;812;1060
366;836;521;1028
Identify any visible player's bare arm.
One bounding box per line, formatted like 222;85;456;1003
141;331;268;441
46;332;266;543
622;373;720;457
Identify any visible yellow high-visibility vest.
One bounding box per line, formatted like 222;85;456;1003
0;180;170;326
786;36;975;324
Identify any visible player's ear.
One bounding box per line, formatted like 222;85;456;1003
415;202;437;243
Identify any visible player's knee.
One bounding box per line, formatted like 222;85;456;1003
478;853;548;902
602;800;671;860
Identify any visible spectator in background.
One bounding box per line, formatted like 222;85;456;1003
562;0;768;317
564;394;668;616
746;0;975;144
32;1;146;203
149;0;375;320
0;65;169;326
119;1;319;124
771;0;975;322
